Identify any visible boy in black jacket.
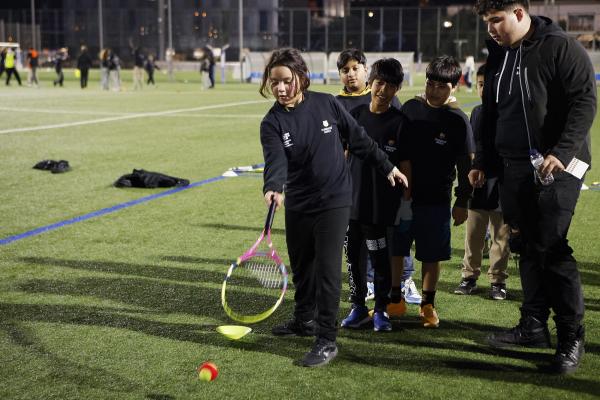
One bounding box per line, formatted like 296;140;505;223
341;58;410;332
397;56;473;328
472;0;596;374
454;64;511;300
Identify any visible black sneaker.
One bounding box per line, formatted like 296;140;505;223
453;278;477;295
490;283;507;300
552;326;585;374
51;160;70;174
487;316;552;349
271;318;317;337
300;338;338;367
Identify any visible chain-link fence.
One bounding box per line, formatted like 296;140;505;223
1;2;599;67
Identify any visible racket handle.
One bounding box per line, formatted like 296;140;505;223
264;194;277;232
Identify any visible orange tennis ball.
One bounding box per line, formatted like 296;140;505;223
197;362;218;382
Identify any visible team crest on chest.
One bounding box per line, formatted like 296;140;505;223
321;119;333;134
384;139;397;153
434;132;447;145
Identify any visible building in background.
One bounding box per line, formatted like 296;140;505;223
0;0;598;65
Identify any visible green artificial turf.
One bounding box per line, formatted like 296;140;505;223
0;70;599;400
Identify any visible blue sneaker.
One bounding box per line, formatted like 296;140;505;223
373;311;392;332
341;304;371;329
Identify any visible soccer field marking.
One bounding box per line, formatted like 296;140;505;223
0;106;130;116
0;175;227;245
0;99;270;135
0;106;264;119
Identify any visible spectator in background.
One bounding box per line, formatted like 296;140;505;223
4;47;22;86
100;48;110;90
132;46;145;90
109;50;121;91
0;47;6;79
26;47;39;87
463;55;475;92
203;45;215;88
145;54;160;85
53;47;68;87
77;45;93;89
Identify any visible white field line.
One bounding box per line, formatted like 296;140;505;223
0;106;129;116
0;106;264;119
0;99;270;135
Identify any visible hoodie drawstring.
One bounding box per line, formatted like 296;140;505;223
516;43;533;152
508;47;520;96
495;51;509;104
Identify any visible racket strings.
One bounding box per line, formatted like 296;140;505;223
242;257;283;289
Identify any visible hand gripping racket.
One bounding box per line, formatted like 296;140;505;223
221;198;288;323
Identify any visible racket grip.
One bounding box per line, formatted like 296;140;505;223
265;194;277;232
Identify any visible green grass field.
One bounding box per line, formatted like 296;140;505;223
1;69;599;400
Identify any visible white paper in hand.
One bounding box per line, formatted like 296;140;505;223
565;157;589;180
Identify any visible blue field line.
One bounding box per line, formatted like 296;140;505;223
0;175;228;246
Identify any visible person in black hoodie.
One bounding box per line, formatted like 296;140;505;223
472;0;596;374
259;48;407;368
77;45;93;89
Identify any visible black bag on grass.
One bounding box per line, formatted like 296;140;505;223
114;169;190;188
33;160;70;174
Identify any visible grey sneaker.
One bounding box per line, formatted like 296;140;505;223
454;278;477;295
301;338;338;367
490;283;507;300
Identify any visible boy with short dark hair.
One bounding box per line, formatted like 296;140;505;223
336;49;413;306
341;58;410;332
336;48;401;111
397;55;473;328
454;64;511;300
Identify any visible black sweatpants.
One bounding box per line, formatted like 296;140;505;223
80;68;89;88
147;70;155;85
500;159;584;333
5;68;21;85
346;220;391;312
285;206;350;342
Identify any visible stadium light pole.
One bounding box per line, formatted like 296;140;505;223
158;0;165;61
239;0;244;82
98;0;104;51
168;0;173;50
30;0;36;50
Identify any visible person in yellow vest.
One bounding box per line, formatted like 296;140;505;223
4;47;22;86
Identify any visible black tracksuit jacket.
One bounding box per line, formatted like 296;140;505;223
473;16;596;176
260;91;395;213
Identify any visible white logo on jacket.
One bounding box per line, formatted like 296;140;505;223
321;120;333;134
434;132;447;145
282;132;293;147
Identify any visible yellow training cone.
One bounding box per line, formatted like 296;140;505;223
216;325;252;340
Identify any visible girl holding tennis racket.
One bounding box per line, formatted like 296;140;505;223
259;48;407;367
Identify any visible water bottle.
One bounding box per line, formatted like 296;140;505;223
529;149;554;186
